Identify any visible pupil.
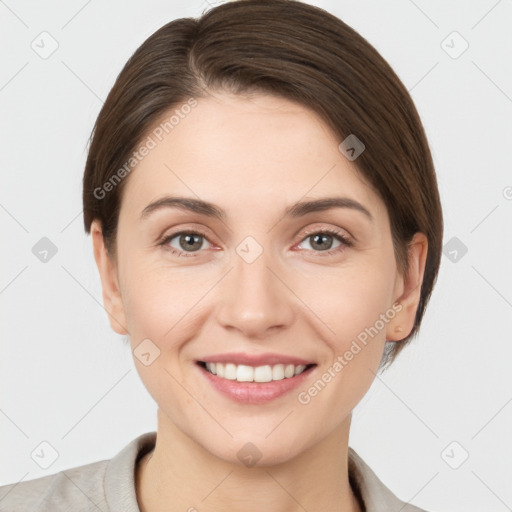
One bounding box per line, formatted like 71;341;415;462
182;234;201;251
312;234;332;250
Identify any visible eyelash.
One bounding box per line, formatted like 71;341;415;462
158;227;353;258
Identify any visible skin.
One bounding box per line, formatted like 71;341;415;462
91;91;427;512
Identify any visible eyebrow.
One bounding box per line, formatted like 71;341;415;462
140;195;373;222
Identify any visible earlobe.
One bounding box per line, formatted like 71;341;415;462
386;232;428;342
91;220;129;336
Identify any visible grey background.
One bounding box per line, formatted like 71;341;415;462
1;1;511;511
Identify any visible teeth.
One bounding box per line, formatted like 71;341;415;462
272;364;285;380
294;364;306;375
284;364;295;378
203;362;310;382
224;363;237;380
254;365;272;382
237;364;254;382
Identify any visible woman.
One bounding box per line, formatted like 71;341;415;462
0;1;442;510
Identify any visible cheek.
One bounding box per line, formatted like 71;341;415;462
121;263;199;408
303;258;395;344
338;277;392;342
295;270;394;421
120;256;215;381
123;269;190;342
307;258;395;391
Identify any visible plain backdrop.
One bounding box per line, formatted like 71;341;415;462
1;1;511;511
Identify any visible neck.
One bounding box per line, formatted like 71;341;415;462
136;409;362;512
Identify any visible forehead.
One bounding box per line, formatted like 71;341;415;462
120;92;387;225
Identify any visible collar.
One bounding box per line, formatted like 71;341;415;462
104;431;420;512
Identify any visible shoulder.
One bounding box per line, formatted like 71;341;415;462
0;459;109;512
0;431;156;512
348;447;436;512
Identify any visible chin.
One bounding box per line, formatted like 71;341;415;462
206;429;311;468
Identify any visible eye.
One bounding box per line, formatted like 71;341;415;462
160;230;212;257
295;228;352;256
159;227;352;258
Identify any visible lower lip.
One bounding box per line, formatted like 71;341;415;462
197;363;316;404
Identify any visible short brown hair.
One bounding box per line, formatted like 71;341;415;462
82;0;443;371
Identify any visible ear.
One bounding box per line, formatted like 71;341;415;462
91;219;129;335
386;232;428;342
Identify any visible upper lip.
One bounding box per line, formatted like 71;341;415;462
198;352;315;366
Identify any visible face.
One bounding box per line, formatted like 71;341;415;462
92;91;427;466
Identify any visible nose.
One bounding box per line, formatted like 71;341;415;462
215;244;296;339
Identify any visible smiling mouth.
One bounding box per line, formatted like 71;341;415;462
197;361;316;383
